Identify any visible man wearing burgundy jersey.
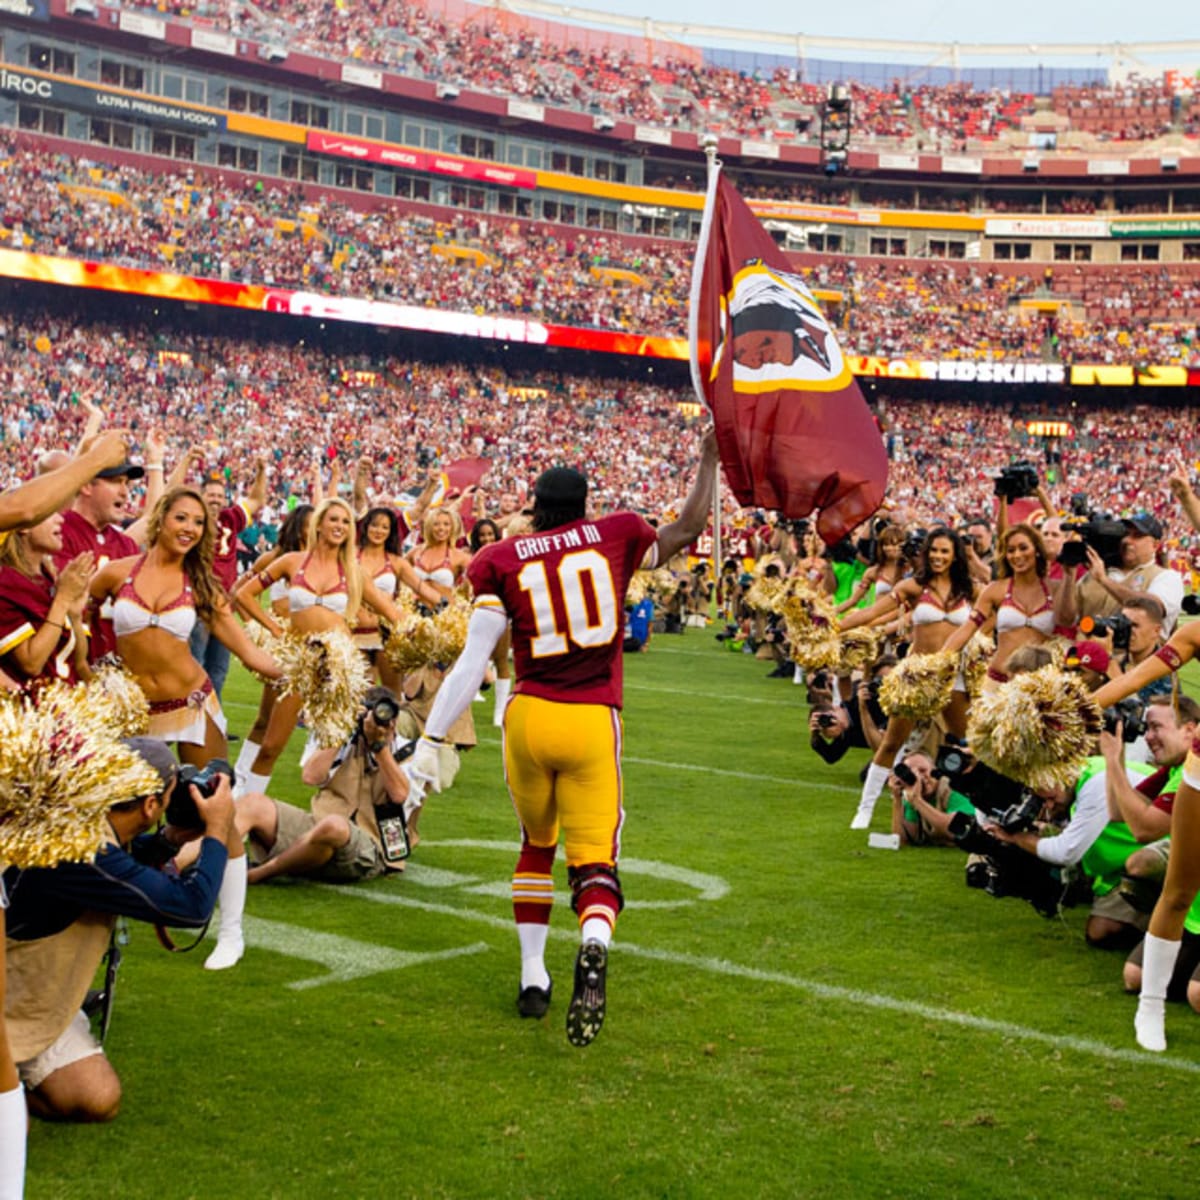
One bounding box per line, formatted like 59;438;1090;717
189;464;268;700
54;431;166;661
412;429;718;1046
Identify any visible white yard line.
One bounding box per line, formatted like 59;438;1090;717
334;887;1200;1076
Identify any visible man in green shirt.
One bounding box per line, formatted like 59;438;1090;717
889;752;976;847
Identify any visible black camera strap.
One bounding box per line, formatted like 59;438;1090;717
153;919;211;953
84;921;125;1045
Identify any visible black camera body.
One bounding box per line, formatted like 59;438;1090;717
934;739;1027;820
1182;594;1200;617
815;711;839;730
993;460;1039;502
166;759;234;829
1082;612;1132;652
1103;695;1147;742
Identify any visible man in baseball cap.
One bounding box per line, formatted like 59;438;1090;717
1064;640;1113;690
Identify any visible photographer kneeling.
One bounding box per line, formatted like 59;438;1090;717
3;738;230;1123
236;686;414;884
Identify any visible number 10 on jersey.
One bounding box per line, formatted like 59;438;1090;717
518;550;619;657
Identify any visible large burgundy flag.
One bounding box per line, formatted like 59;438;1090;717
688;166;888;544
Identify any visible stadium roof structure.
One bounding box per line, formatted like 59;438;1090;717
474;0;1199;72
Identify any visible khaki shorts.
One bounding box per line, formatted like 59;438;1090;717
18;1010;103;1090
255;800;387;882
1090;887;1150;932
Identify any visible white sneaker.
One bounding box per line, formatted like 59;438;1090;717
204;937;245;971
1134;997;1167;1052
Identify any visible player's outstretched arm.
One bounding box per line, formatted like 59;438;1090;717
413;607;509;790
655;427;719;564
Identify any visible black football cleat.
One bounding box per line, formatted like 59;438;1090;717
517;980;552;1019
566;940;608;1047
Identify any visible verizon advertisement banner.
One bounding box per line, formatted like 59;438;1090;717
305;132;536;188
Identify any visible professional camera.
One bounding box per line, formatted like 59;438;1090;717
901;527;928;562
165;759;234;829
933;739;1028;821
1102;695;1147;743
1079;612;1132;652
363;693;401;726
815;711;839;730
1182;594;1200;617
993;460;1039;502
945;811;1079;918
1058;513;1127;570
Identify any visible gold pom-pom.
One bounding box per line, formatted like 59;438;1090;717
966;665;1103;791
383;616;438;676
431;597;471;666
781;583;842;672
837;627;881;676
627;567;681;608
0;689;161;868
960;632;996;700
651;568;680;600
744;555;790;614
273;627;372;748
878;649;957;721
87;663;150;735
383;595;473;674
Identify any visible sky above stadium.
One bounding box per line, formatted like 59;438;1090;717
589;0;1191;60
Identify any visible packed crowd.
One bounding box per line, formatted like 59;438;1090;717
5;263;1200;1200
96;0;1183;146
4;297;1200;546
5;135;1200;366
1051;79;1176;142
0;306;703;516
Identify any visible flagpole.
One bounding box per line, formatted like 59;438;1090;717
700;136;722;608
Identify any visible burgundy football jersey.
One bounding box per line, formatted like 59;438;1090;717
468;511;657;708
0;565;81;685
55;510;139;661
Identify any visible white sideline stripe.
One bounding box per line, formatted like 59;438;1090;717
335;889;1200;1076
230;914;490;990
474;736;859;795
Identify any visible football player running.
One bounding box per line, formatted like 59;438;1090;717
411;428;719;1046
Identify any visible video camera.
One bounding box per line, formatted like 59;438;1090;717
165;759;234;829
1058;512;1127;570
993;460;1040;503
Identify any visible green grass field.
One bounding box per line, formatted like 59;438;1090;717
26;636;1200;1200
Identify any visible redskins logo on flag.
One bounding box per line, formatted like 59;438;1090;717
689;167;887;545
720;261;852;394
